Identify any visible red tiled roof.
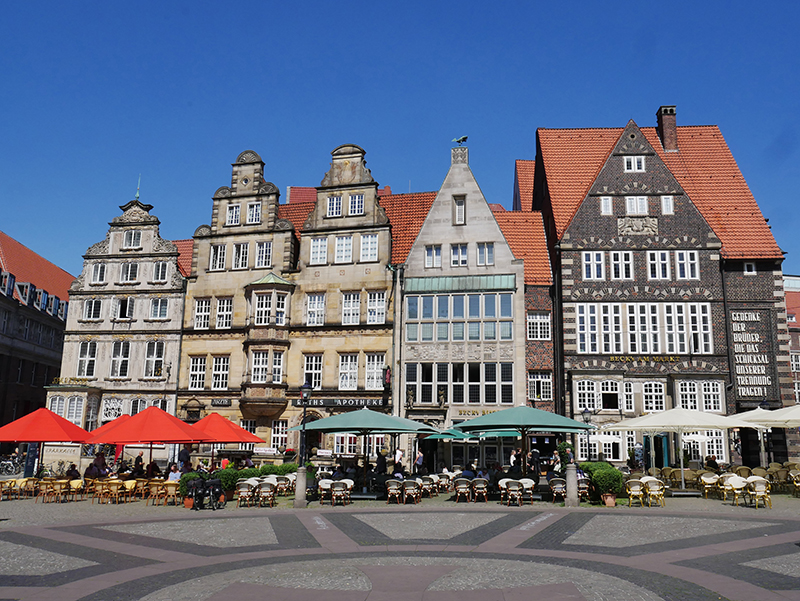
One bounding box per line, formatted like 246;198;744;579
0;230;75;300
379;192;437;264
537;125;782;259
286;187;317;204
172;239;194;277
785;289;800;320
489;204;506;212
514;159;535;210
278;201;315;233
494;212;552;286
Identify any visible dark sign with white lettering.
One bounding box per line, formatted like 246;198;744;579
730;309;778;401
292;398;387;407
210;399;232;407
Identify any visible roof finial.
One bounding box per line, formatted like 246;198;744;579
135;174;141;200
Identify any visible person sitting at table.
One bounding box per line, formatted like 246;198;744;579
332;465;346;480
392;461;405;480
180;460;194;474
167;464;181;482
462;463;476;479
84;463;100;479
65;463;81;480
705;455;720;471
477;466;489;479
146;460;162;478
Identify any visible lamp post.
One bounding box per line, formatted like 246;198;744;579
582;408;592;461
294;381;312;508
759;399;771;466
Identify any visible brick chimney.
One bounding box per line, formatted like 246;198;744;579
656;105;678;151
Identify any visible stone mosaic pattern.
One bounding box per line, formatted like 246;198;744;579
742;550;800;577
352;512;505;540
0;540;97;575
101;517;278;547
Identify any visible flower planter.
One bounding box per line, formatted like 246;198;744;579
601;493;617;507
184;497;193;509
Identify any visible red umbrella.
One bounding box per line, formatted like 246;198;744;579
86;406;212;445
192;413;263;469
0;408;89;442
89;414;131;438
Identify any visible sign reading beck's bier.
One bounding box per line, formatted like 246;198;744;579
730;310;773;398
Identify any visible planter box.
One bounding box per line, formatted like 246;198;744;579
601;493;617;507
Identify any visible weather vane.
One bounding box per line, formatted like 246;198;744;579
452;136;468;146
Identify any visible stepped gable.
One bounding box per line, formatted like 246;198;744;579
494;211;552;286
0;230;75;300
379;192;437;264
537;124;782;259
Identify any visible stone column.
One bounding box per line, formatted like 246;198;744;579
565;463;579;507
293;466;308;508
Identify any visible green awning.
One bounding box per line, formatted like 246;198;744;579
404;274;516;294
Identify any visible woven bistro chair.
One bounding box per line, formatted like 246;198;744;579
429;474;440;494
746;477;771;509
519;478;536;505
163;482;180;506
0;479;17;500
716;473;736;501
505;480;523;506
420;476;437;498
549;478;567;503
773;469;790;493
146;481;166;506
735;465;752;479
235;481;255;508
402;480;422;504
497;478;511;504
647;467;662;478
256;481;276;507
626;479;645;507
724;475;749;506
645;479;666;507
699;473;720;499
453;478;472;503
331;481;350;506
751;467;769;478
385;479;403;504
437;473;452;493
340;479;355;504
274;476;290;496
472;478;489;503
317;479;333;505
104;480;126;505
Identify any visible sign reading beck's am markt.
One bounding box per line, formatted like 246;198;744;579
731;310;773;398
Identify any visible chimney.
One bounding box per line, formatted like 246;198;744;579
656;105;677;151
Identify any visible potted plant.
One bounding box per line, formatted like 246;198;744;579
585;463;624;506
214;465;242;501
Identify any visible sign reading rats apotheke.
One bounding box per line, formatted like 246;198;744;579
730;310;776;399
292;398;387;407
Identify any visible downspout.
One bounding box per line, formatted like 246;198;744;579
553;243;565;416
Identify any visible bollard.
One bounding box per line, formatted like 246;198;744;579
565;463;579;507
293;466;308;508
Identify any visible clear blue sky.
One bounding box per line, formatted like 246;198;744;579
2;2;798;278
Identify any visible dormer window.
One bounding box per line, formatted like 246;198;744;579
624;156;646;173
123;230;141;249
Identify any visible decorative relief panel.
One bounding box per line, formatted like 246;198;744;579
618;217;658;236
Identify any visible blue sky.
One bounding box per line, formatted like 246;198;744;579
2;2;798;277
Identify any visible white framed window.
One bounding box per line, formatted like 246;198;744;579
271;420;288;448
130;398;147;416
189;357;206;390
576;380;598;411
50;395;84;426
123;230;142;249
304;354;322;389
194;299;210;329
144;341;164;377
625;196;648;215
212;356;229;390
306;293;325;326
526;312;551;340
624;382;634;412
209;245;226;271
600;304;623;353
527;372;552;402
366;434;385;457
247;202;261;224
339;354;358;390
77;341;97;377
327;196;342;217
425;245;442;268
744;262;756;275
678;381;698;410
239;420;256;451
647;250;670;280
791;354;800;371
216;298;233;329
688;303;713;354
84;299;102;320
661;195;674;215
577;304;598;353
342;292;360;325
256;241;273;268
226;204;240;226
582;251;604;280
233;243;249;269
349;194;364;215
366;353;384;390
150;298;168;319
335;236;352;263
451;244;468;267
152;262;168;282
627;304;660;354
794;381;800;402
360;234;378;262
252;351;270;383
120;263;139;283
272;351;283;384
600;196;612;215
110;341;130;377
643;381;665;412
275;294;286;326
665;304;687;354
254;293;271;326
702;381;722;412
624;155;646;173
334;434;358;455
116;297;134;319
91;263;106;284
477;242;494;266
611;251;633;280
453;196;465;225
310;238;327;265
367;291;386;324
675;251;698;280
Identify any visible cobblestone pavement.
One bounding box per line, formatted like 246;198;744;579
1;492;800;601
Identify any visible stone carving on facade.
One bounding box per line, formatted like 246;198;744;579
467;346;481;360
451;147;468;164
213;186;231;198
85;237;109;256
498;345;515;359
320;145;374;186
274;218;293;231
194;225;211;237
259;181;278;195
152;237;178;254
236;150;262;164
70;271;86;291
111;200;159;225
618;217;658;236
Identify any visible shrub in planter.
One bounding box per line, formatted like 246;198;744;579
179;472;209;497
213;468;243;492
581;461;624;502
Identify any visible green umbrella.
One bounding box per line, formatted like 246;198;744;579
424;429;472;440
456;406;592;475
476;429;522;438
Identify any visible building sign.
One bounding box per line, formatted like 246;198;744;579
292;398;387;408
210;399;232;407
457;409;499;416
731;310;773;398
608;356;680;363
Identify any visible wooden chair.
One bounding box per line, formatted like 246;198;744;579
626;479;645;507
146;481;166;506
68;479;85;502
472;478;489;502
505;480;523;506
402;480;422;504
453;478;471;503
0;479;16;500
163;482;180;506
133;478;149;500
549;478;567;503
385;479;403;504
104;480;126;504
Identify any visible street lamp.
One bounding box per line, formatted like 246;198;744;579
300;381;312;466
582;408;593;461
759;399;771;466
294;381;312;509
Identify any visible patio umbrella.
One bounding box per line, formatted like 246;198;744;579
423;429;472;440
192;412;263;468
455;405;592;474
87;406;213;462
288;407;438;491
90;414;132;463
747;404;800;428
0;408;90;475
600;408;754;488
